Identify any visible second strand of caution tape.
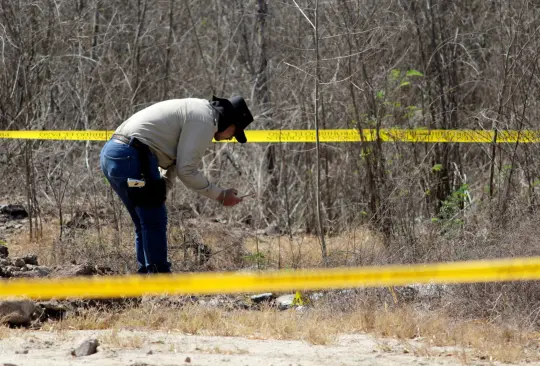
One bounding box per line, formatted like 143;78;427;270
1;257;539;300
2;129;540;143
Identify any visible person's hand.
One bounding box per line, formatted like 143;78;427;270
218;188;242;207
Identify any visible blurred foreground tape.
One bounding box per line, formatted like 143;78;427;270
1;257;539;300
2;129;540;143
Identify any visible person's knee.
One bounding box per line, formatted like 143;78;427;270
138;207;167;230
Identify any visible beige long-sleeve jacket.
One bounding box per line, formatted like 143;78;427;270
114;98;223;200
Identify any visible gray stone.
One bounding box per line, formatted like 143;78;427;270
309;292;325;301
295;305;309;313
15;350;28;354
0;245;8;258
0;300;36;325
53;264;97;278
275;294;295;310
22;255;38;266
0;204;28;220
28;266;51;277
37;266;52;276
37;301;67;320
0;258;9;266
264;223;280;236
10;271;43;279
250;293;274;303
6;266;20;272
12;258;25;267
208;298;221;307
72;339;99;357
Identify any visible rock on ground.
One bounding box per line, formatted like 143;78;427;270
250;293;274;304
72;339;99;357
0;300;36;325
0;204;28;220
275;294;295;310
52;263;115;278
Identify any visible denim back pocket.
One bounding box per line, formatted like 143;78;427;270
102;143;139;179
104;155;133;179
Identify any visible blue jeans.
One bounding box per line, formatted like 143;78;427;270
100;139;171;273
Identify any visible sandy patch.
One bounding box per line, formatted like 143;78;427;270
0;329;499;366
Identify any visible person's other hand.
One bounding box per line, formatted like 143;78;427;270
218;188;242;207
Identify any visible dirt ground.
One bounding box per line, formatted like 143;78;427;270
0;329;516;366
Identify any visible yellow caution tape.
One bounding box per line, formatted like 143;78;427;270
2;129;540;143
1;257;539;300
0;130;114;141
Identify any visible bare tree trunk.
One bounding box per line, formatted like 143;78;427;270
163;0;175;99
254;0;278;224
313;0;327;263
185;1;214;95
132;0;148;106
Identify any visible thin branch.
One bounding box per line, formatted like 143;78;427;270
291;0;315;29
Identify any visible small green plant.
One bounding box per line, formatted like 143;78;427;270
243;252;267;268
388;68;424;88
371;68;424;126
433;184;470;231
432;164;443;172
0;240;6;247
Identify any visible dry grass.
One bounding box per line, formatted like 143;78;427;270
6;220;540;363
100;328;144;348
7;219;386;271
243;228;387;268
365;306;540;364
0;325;11;340
7;221;134;270
196;345;250;355
38;301;540;363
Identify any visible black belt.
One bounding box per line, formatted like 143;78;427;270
111;134;149;150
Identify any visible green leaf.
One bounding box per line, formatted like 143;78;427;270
432;164;443;172
390;69;401;81
399;81;411;88
376;90;385;99
406;69;424;77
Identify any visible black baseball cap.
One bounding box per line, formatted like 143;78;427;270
211;95;254;143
